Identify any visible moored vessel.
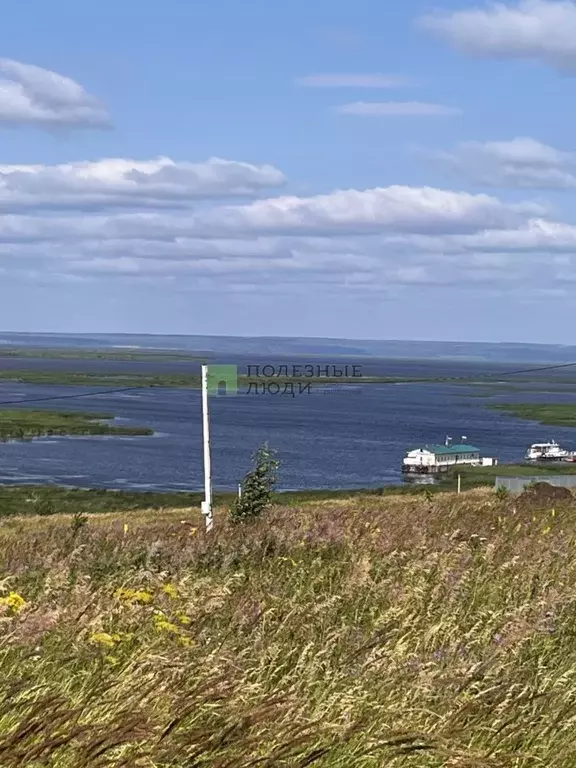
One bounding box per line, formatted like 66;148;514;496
525;441;572;461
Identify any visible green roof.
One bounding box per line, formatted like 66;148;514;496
420;444;481;455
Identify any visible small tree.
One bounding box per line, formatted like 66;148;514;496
231;443;279;523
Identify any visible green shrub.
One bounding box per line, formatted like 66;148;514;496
230;443;279;523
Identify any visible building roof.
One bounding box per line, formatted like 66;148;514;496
419;444;481;455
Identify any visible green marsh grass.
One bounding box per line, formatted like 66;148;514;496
0;409;152;441
493;403;576;428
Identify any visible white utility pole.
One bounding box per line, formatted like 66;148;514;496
457;474;462;494
201;365;213;532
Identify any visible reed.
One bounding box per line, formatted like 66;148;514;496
0;488;575;766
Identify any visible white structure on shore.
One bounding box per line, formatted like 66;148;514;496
402;436;497;474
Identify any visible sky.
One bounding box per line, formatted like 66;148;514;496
2;0;576;343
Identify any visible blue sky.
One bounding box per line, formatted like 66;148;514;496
2;0;576;342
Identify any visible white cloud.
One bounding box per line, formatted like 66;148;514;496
17;222;564;294
378;218;576;255
296;74;411;87
336;101;461;116
430;137;576;188
66;248;376;278
0;185;541;242
194;185;543;236
450;218;576;251
0;167;569;297
419;0;576;72
0;59;111;128
0;157;286;210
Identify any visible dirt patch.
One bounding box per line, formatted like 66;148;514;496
518;482;574;507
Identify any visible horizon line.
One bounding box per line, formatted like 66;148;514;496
0;330;573;348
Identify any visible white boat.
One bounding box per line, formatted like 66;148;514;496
525;441;572;461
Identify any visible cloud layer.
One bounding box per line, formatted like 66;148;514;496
0;157;568;300
431;137;576;188
0;183;542;241
0;59;110;128
0;54;573;302
0;157;287;211
189;185;542;236
420;0;576;72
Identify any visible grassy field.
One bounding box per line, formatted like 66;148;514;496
0;485;203;517
0;409;153;441
0;484;436;519
1;489;576;765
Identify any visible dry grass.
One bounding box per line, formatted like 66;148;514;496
1;488;576;766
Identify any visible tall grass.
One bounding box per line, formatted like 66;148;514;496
1;489;576;766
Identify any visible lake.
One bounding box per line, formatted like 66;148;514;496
0;354;576;490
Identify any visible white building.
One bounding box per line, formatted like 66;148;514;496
403;440;497;474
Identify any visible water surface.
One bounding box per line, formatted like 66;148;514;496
0;358;574;490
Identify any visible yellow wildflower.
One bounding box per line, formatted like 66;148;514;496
0;592;27;614
162;583;179;599
177;613;191;626
153;616;180;634
123;523;129;536
114;587;153;604
90;632;121;648
179;636;195;647
542;526;552;535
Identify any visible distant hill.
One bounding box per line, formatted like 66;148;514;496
1;332;576;364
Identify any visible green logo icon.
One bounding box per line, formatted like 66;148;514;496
207;365;238;396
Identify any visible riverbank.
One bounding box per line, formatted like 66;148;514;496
0;484;414;517
290;462;576;497
1;463;574;517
